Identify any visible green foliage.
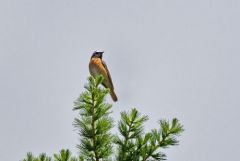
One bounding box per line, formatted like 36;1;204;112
21;75;184;161
73;76;114;161
114;108;148;161
21;149;81;161
22;152;37;161
114;108;184;161
54;149;79;161
22;152;51;161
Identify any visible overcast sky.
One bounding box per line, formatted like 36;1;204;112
0;0;240;161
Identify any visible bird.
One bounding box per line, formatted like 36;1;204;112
89;50;118;102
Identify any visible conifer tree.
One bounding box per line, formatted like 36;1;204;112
21;75;184;161
73;76;114;161
115;109;183;161
22;149;78;161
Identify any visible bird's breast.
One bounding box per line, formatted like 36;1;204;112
90;65;100;76
89;58;105;76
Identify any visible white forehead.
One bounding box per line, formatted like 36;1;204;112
94;50;104;53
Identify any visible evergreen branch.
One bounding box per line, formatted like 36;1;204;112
73;75;113;161
21;76;184;161
21;150;78;161
115;108;148;161
140;118;184;161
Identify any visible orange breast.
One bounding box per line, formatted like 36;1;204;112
89;58;108;78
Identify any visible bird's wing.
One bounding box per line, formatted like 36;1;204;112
102;60;114;90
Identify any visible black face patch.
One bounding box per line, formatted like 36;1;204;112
91;52;102;58
91;51;104;59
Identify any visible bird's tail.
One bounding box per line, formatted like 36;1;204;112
110;90;118;102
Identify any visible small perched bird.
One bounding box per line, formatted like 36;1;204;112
89;50;118;102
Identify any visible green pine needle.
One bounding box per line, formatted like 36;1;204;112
21;75;184;161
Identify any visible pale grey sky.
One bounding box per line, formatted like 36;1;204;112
0;0;240;161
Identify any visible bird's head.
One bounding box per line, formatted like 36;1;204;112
91;50;104;59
